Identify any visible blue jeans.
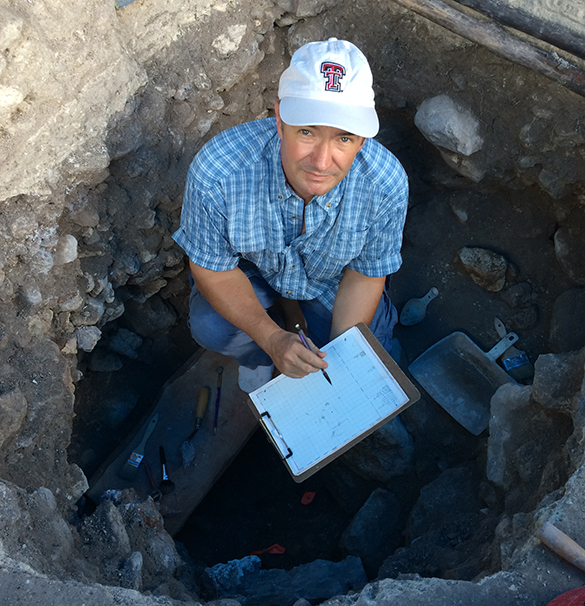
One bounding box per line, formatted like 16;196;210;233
188;274;398;369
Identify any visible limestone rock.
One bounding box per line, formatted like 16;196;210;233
53;235;78;265
439;149;486;182
406;465;481;542
500;282;533;308
414;94;483;156
340;488;402;560
76;325;102;352
458;246;508;292
554;211;585;285
123;295;177;337
106;328;143;359
71;297;105;327
532;349;585;415
203;555;367;606
120;551;143;591
0;1;147;203
487;382;572;513
340;416;414;482
107;490;183;589
550;288;585;352
487;383;533;488
0;387;28;448
30;249;54;275
509;304;539;331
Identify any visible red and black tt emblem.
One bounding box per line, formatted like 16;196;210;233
320;62;346;92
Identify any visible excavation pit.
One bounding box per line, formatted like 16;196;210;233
3;0;585;604
69;108;582;602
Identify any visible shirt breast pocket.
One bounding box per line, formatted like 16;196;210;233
302;228;367;280
328;228;367;260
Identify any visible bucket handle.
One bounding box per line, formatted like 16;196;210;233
486;332;519;361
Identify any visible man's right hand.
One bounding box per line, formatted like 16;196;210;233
189;261;327;379
263;329;328;378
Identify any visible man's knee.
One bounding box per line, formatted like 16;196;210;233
188;290;238;352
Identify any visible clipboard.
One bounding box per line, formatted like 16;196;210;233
247;323;420;482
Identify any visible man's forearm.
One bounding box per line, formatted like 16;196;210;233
189;261;329;377
330;269;385;340
189;261;281;351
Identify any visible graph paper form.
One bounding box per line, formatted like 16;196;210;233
249;325;412;479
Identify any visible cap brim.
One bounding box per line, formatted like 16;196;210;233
279;97;379;138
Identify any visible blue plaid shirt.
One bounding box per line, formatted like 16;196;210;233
173;118;408;311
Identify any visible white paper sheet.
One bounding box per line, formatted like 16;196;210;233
249;326;408;476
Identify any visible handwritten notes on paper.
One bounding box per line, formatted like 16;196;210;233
249;325;409;478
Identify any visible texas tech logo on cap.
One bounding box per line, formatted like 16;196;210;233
321;62;345;92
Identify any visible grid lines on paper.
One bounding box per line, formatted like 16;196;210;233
253;328;408;474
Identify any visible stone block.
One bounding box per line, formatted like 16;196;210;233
341;416;414;482
204;555;366;606
0;387;28;449
415;95;483;156
458;247;508;292
340;488;402;559
550;288;585;352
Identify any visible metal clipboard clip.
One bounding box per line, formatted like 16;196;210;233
260;411;293;460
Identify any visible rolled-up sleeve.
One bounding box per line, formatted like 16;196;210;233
348;163;409;277
172;169;239;272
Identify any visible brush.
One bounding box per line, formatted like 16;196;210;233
118;413;159;481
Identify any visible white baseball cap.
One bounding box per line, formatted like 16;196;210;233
278;38;379;138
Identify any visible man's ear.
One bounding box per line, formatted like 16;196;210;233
274;100;283;139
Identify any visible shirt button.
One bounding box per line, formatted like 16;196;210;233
326;202;331;208
291;216;297;220
286;290;292;295
278;195;283;200
290;265;295;270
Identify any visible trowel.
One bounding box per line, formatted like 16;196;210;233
494;317;534;381
399;287;439;326
180;386;210;467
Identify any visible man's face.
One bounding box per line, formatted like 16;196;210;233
275;101;366;203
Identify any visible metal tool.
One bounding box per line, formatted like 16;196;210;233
213;367;223;435
494;317;534;381
144;460;162;504
399;287;439;326
159;445;175;495
180;386;210;467
409;331;519;435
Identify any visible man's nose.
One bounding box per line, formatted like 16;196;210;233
310;140;333;171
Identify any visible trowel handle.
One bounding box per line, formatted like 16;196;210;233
195;387;210;420
486;332;519;361
422;287;439;303
538;521;585;573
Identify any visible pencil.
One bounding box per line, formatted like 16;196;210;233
294;324;332;385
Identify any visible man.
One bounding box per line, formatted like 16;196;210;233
173;38;408;392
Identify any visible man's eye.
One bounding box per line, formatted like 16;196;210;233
340;136;351;143
300;129;311;135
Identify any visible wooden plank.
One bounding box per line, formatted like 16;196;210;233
454;0;585;61
389;0;585;99
86;349;259;536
